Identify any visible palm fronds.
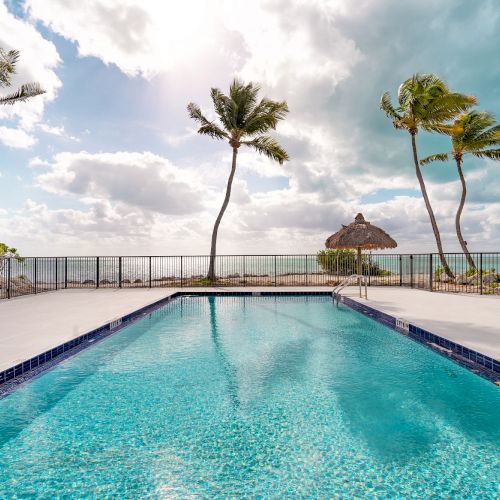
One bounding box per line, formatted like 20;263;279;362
0;47;45;105
187;78;289;163
379;92;402;126
471;149;500;160
187;102;228;140
382;74;477;134
0;82;45;105
0;48;21;87
439;111;500;159
244;98;289;135
420;153;449;166
241;136;290;164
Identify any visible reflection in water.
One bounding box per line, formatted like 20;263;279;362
208;296;240;409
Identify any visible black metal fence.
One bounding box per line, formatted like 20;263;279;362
0;253;499;300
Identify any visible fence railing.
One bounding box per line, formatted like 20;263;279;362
0;253;499;300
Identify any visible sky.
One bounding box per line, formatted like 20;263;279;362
0;0;499;256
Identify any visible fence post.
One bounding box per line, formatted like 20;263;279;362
368;254;371;286
410;255;413;288
118;257;122;288
55;257;58;291
399;255;402;286
7;257;11;299
180;256;183;288
149;256;152;288
243;255;246;287
305;255;308;286
96;257;100;288
480;253;483;295
429;253;433;291
274;255;277;286
64;257;68;289
34;257;37;295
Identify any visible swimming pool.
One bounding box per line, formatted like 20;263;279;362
0;296;498;497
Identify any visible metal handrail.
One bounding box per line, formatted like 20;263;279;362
332;274;368;303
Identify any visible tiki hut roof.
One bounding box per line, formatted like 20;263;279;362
325;213;397;250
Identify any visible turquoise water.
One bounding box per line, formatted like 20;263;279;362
0;296;499;498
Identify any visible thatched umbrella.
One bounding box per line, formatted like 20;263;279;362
325;213;397;296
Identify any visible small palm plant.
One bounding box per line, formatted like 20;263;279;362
188;79;289;281
380;74;476;278
0;48;45;105
421;111;500;269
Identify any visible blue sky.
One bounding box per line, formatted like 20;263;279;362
0;0;499;255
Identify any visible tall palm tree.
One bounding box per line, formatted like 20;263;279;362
188;79;289;281
0;48;45;105
420;111;500;269
380;74;476;278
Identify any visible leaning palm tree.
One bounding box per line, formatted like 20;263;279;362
380;74;476;278
0;48;45;105
421;111;500;269
188;79;289;281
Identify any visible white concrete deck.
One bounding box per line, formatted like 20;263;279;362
341;287;500;360
0;287;498;372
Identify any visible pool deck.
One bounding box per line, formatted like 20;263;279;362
0;287;499;374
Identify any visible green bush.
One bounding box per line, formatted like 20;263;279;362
434;266;445;279
316;249;391;276
0;242;23;273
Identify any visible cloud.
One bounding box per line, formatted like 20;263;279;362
36;151;207;215
0;0;61;146
38;123;80;141
162;127;197;148
1;0;498;256
28;156;51;168
24;0;237;78
0;126;36;148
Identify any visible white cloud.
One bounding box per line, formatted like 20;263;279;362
38;123;64;136
36;151;208;215
163;127;197;147
37;123;80;141
0;126;36;148
226;1;361;98
28;156;51;168
25;0;236;78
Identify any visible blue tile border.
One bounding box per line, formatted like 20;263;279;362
335;293;500;385
0;291;331;398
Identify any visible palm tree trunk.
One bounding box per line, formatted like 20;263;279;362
455;157;476;269
410;132;454;279
207;147;238;281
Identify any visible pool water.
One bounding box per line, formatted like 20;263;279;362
0;296;498;498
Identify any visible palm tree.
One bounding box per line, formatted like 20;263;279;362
420;111;500;269
0;48;45;105
380;74;476;278
188;79;289;281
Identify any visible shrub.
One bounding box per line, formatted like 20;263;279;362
316;249;391;276
0;242;23;273
464;267;496;278
434;266;444;279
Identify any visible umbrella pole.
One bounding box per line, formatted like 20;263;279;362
357;247;362;298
